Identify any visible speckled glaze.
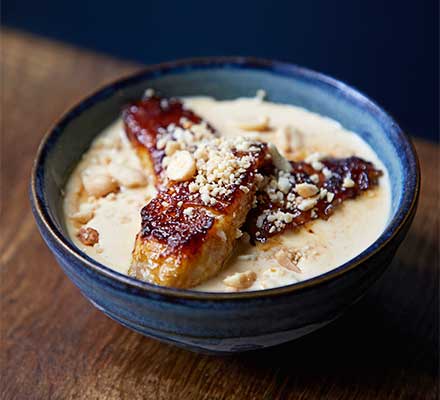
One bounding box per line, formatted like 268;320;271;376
30;58;419;354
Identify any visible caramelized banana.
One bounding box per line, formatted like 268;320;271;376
245;156;383;242
129;137;268;288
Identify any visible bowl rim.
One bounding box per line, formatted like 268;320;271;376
30;56;420;301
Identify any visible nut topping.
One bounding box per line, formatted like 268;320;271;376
236;116;270;132
81;166;118;197
165;150;197;182
297;197;318;211
108;164;147;188
274;248;302;272
343;176;355;188
77;227;99;246
223;270;257;290
69;204;95;224
294;183;319;198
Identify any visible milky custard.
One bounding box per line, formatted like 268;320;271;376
64;96;391;292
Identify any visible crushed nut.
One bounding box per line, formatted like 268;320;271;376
322;167;333;179
108;164;147;188
274;248;302;272
183;207;194;217
312;160;324;171
69;205;95;224
165;150;196;182
164;140;181;156
343;176;355;188
223;271;257;290
81;166;118;197
297;196;319;211
294;183;319;198
190;123;212;139
180;117;193;129
77;227;99;246
305;152;324;164
327;192;335;202
310;174;320;184
156;137;167;149
278;176;292;194
236;116;270;132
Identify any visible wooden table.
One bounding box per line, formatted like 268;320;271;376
1;29;438;400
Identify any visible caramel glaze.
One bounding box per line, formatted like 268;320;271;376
245;157;383;242
139;144;268;256
140;193;215;255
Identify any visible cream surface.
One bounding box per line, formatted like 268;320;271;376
64;96;391;292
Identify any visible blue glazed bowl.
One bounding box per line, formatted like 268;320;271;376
30;57;419;354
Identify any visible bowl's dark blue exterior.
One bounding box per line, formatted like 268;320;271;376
30;58;419;354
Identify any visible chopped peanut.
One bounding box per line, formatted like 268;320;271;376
77;227;99;246
69;205;95;224
81;166;118;197
236;116;270;132
343;176;355;188
164;140;181;156
327;192;335;202
274;248;302;272
297;197;318;211
295;183;319;198
108;164;147;188
166;150;196;182
223;271;257;290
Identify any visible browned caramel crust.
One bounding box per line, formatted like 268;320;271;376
123;95;215;184
126;98;269;287
135;143;268;255
245;157;383;242
139;191;215;256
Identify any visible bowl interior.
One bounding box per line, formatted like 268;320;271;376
34;60;417;291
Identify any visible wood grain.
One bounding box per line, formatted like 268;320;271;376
1;28;438;400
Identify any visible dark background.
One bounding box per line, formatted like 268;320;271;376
2;0;438;141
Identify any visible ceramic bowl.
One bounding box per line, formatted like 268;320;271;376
30;57;419;354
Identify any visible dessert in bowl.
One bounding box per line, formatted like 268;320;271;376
30;58;419;353
64;94;390;291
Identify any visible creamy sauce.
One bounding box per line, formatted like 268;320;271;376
64;96;391;292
